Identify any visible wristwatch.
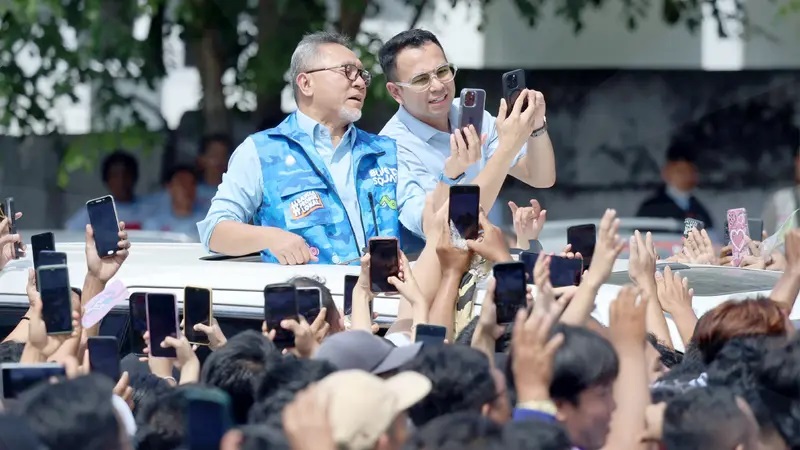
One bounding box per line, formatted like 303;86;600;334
531;116;548;138
438;171;465;186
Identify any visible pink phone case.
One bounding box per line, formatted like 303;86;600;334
727;208;751;267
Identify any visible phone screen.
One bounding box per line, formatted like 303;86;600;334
415;324;447;347
184;287;211;345
87;196;120;257
31;232;55;269
494;262;527;324
519;251;536;283
264;285;297;349
88;337;120;382
38;251;67;267
524;253;583;288
0;364;66;399
146;294;178;358
186;395;232;450
369;239;399;293
343;275;358;315
38;266;73;334
448;185;480;240
129;293;148;356
296;288;321;324
567;224;597;269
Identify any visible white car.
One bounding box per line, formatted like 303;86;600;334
0;235;788;354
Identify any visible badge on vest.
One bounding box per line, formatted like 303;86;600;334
290;191;324;220
369;167;398;187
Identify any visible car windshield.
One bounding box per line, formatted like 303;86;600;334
605;265;781;296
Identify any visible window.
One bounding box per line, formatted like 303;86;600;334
0;305;28;341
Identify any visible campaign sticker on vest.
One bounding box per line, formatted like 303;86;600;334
290;191;324;220
378;194;397;210
369;168;398;187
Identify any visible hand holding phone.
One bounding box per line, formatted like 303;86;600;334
449;185;480;240
368;238;400;294
37;265;74;335
264;284;298;349
493;262;527;324
86;195;121;257
88;336;121;382
683;218;705;238
3;197;23;259
129;292;148;356
414;324;447;347
727;208;751;267
502;70;528;116
146;293;179;358
184;287;212;346
296;287;322;324
567;224;597;269
31;232;55;269
458;89;485;132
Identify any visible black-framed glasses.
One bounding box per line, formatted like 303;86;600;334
305;64;372;87
394;63;457;92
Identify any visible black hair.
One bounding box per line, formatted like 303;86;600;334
199;134;232;156
378;29;445;82
502;420;572;450
752;337;800;447
0;341;24;363
161;164;198;185
403;412;506;450
128;372;174;417
287;276;340;328
135;385;191;450
455;317;513;353
665;141;696;165
647;333;683;368
238;425;290;450
662;387;752;450
101;150;139;184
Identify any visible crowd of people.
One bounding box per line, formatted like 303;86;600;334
0;24;799;450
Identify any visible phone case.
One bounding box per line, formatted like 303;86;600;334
86;195;121;257
458;88;485;132
727;208;751;267
683;218;705;238
368;237;399;295
184;286;213;346
501;69;527;113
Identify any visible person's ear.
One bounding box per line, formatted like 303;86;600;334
480;402;492;417
219;430;243;450
386;82;404;105
296;74;314;98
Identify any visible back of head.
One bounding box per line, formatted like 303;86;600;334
502;420;572;450
402;345;496;427
0;341;24;363
201;330;279;424
102;149;139;184
662;387;752;450
135;386;190;450
18;374;121;450
754;337;800;447
288;276;341;330
378;29;444;82
129;372;174;416
404;412;505;450
548;324;619;404
0;414;45;450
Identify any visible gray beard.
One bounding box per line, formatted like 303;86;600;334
339;107;362;124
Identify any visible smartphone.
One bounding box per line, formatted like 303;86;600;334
146;293;179;358
31;232;55;269
415;324;447;347
343;275;358;315
458;88;485;132
683;218;705;239
501;69;528;115
264;284;298;349
368;238;400;294
519;251;537;283
36;265;73;335
727;208;751;267
723;219;730;245
3;197;22;259
87;336;121;382
493;262;527;324
449;185;480;240
129;292;148;356
38;251;67;267
522;253;583;288
184;287;212;346
86;195;121;257
296;287;322;324
567;224;597;269
748;218;764;241
183;387;233;450
0;363;66;399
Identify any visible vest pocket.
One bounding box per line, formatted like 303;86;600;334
280;184;333;231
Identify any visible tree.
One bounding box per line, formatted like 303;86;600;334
0;0;755;184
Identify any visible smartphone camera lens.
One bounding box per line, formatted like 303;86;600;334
464;90;476;107
507;74;517;88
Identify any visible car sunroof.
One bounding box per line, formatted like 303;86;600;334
605;265;781;296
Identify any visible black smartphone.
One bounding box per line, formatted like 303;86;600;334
520;251;537;283
129;292;148;356
458;88;485;132
683;218;705;238
38;251;67;267
296;287;322;324
501;69;528;115
184;286;212;346
31;232;55;269
567;224;597;269
0;363;66;399
449;185;480;240
88;336;120;382
3;197;22;259
343;275;358;315
523;253;583;288
415;324;447;347
748;218;764;241
146;293;179;358
86;195;121;257
493;262;527;324
264;284;298;349
36;265;73;335
184;387;233;450
368;238;400;294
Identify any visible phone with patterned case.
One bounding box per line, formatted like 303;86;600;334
727;208;751;267
683;218;705;239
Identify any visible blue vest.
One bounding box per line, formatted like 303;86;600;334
251;113;401;264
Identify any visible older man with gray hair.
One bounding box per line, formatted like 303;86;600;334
198;31;402;265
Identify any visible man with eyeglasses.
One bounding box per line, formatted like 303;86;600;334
197;31;401;265
378;29;556;240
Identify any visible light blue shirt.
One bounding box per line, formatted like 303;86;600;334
380;102;527;237
196;111;365;251
65;199;143;231
142;206;206;241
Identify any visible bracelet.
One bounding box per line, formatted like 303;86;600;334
20;316;30;321
531;117;548;137
162;376;177;385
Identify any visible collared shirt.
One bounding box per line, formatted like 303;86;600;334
665;184;691;211
196;111;365;251
380;102;527;238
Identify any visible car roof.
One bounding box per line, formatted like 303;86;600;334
21;229;197;244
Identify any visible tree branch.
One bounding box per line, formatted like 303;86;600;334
408;0;430;30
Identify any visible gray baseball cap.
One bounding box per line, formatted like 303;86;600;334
313;330;423;375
